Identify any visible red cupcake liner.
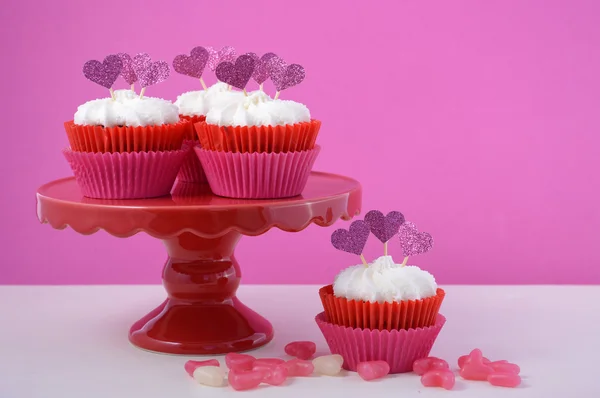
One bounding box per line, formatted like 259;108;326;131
177;140;208;183
195;120;321;153
195;145;320;199
63;147;188;199
319;285;445;331
316;312;446;374
64;119;189;153
179;114;206;141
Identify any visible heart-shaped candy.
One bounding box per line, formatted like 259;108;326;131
252;52;277;85
172;46;209;79
398;221;434;257
459;349;494;381
116;53;137;85
82;55;123;89
331;220;370;255
225;352;256;371
364;210;405;243
215;54;257;90
421;369;455;390
268;56;305;91
357;360;390;381
207;46;236;71
284;341;316;360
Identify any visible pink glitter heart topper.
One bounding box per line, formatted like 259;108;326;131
172;46;209;79
133;53;170;88
268;56;305;91
364;210;405;243
252;52;278;85
331;220;370;255
82;55;123;89
117;53;137;85
215;55;257;90
207;46;236;71
398;221;434;257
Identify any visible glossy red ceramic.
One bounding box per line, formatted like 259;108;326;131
36;172;362;355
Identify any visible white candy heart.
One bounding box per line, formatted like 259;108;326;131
193;365;226;387
312;354;344;376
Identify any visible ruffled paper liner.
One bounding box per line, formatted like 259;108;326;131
179;114;206;141
63;147;188;199
315;312;446;374
195;119;321;153
177;140;208;183
319;285;445;331
195;146;320;199
64;119;189;153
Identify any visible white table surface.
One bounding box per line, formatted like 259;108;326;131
0;285;598;397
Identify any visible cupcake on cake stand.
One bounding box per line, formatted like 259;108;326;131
36;172;361;355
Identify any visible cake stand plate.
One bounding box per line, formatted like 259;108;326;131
36;172;362;355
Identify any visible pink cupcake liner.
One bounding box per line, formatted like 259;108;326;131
315;312;446;374
63;147;188;199
195;145;321;199
177;140;208;183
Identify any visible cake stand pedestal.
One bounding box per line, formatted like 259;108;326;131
36;172;361;355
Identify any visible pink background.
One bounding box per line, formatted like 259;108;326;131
2;0;599;285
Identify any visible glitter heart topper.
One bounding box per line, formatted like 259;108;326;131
172;46;209;79
207;46;236;71
364;210;405;243
215;55;257;90
268;56;305;92
252;52;278;85
83;55;123;89
133;53;170;88
117;53;137;86
331;220;370;256
398;222;434;257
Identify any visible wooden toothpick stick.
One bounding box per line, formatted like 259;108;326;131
274;91;280;100
109;88;116;101
243;88;248;96
130;84;135;92
259;83;264;92
200;77;207;91
401;256;409;267
139;87;146;99
360;254;368;267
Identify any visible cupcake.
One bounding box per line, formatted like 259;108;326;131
316;211;446;374
63;53;188;199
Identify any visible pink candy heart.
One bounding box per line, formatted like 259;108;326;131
225;352;256;371
184;359;220;377
413;357;450;376
228;369;265;391
357;360;390;381
262;364;288;386
215;54;256;90
283;359;314;377
82;55;123;89
488;372;522;388
458;354;491;368
459;349;494;381
331;220;370;255
489;360;520;375
285;341;316;360
421;369;456;390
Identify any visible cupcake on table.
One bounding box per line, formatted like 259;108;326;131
172;46;244;183
194;52;321;199
63;53;189;199
316;210;446;374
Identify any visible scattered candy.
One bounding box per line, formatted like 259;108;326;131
285;341;317;360
192;365;226;387
313;354;344;376
458;354;491;368
421;369;456;390
252;358;285;372
228;369;266;391
184;359;220;377
284;358;314;377
413;357;449;376
357;360;390;381
489;361;520;375
459;349;494;381
225;353;256;371
262;364;289;386
488;372;522;388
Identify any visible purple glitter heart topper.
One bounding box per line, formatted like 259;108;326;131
132;53;170;88
364;210;405;243
331;220;370;255
268;56;305;91
398;221;434;257
252;52;278;85
117;53;137;85
83;55;123;89
172;46;209;79
215;54;257;90
207;46;236;71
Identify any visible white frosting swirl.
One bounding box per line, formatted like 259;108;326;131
333;256;438;303
205;90;311;127
174;82;244;117
74;89;179;127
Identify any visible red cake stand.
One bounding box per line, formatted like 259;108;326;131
36;172;361;355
